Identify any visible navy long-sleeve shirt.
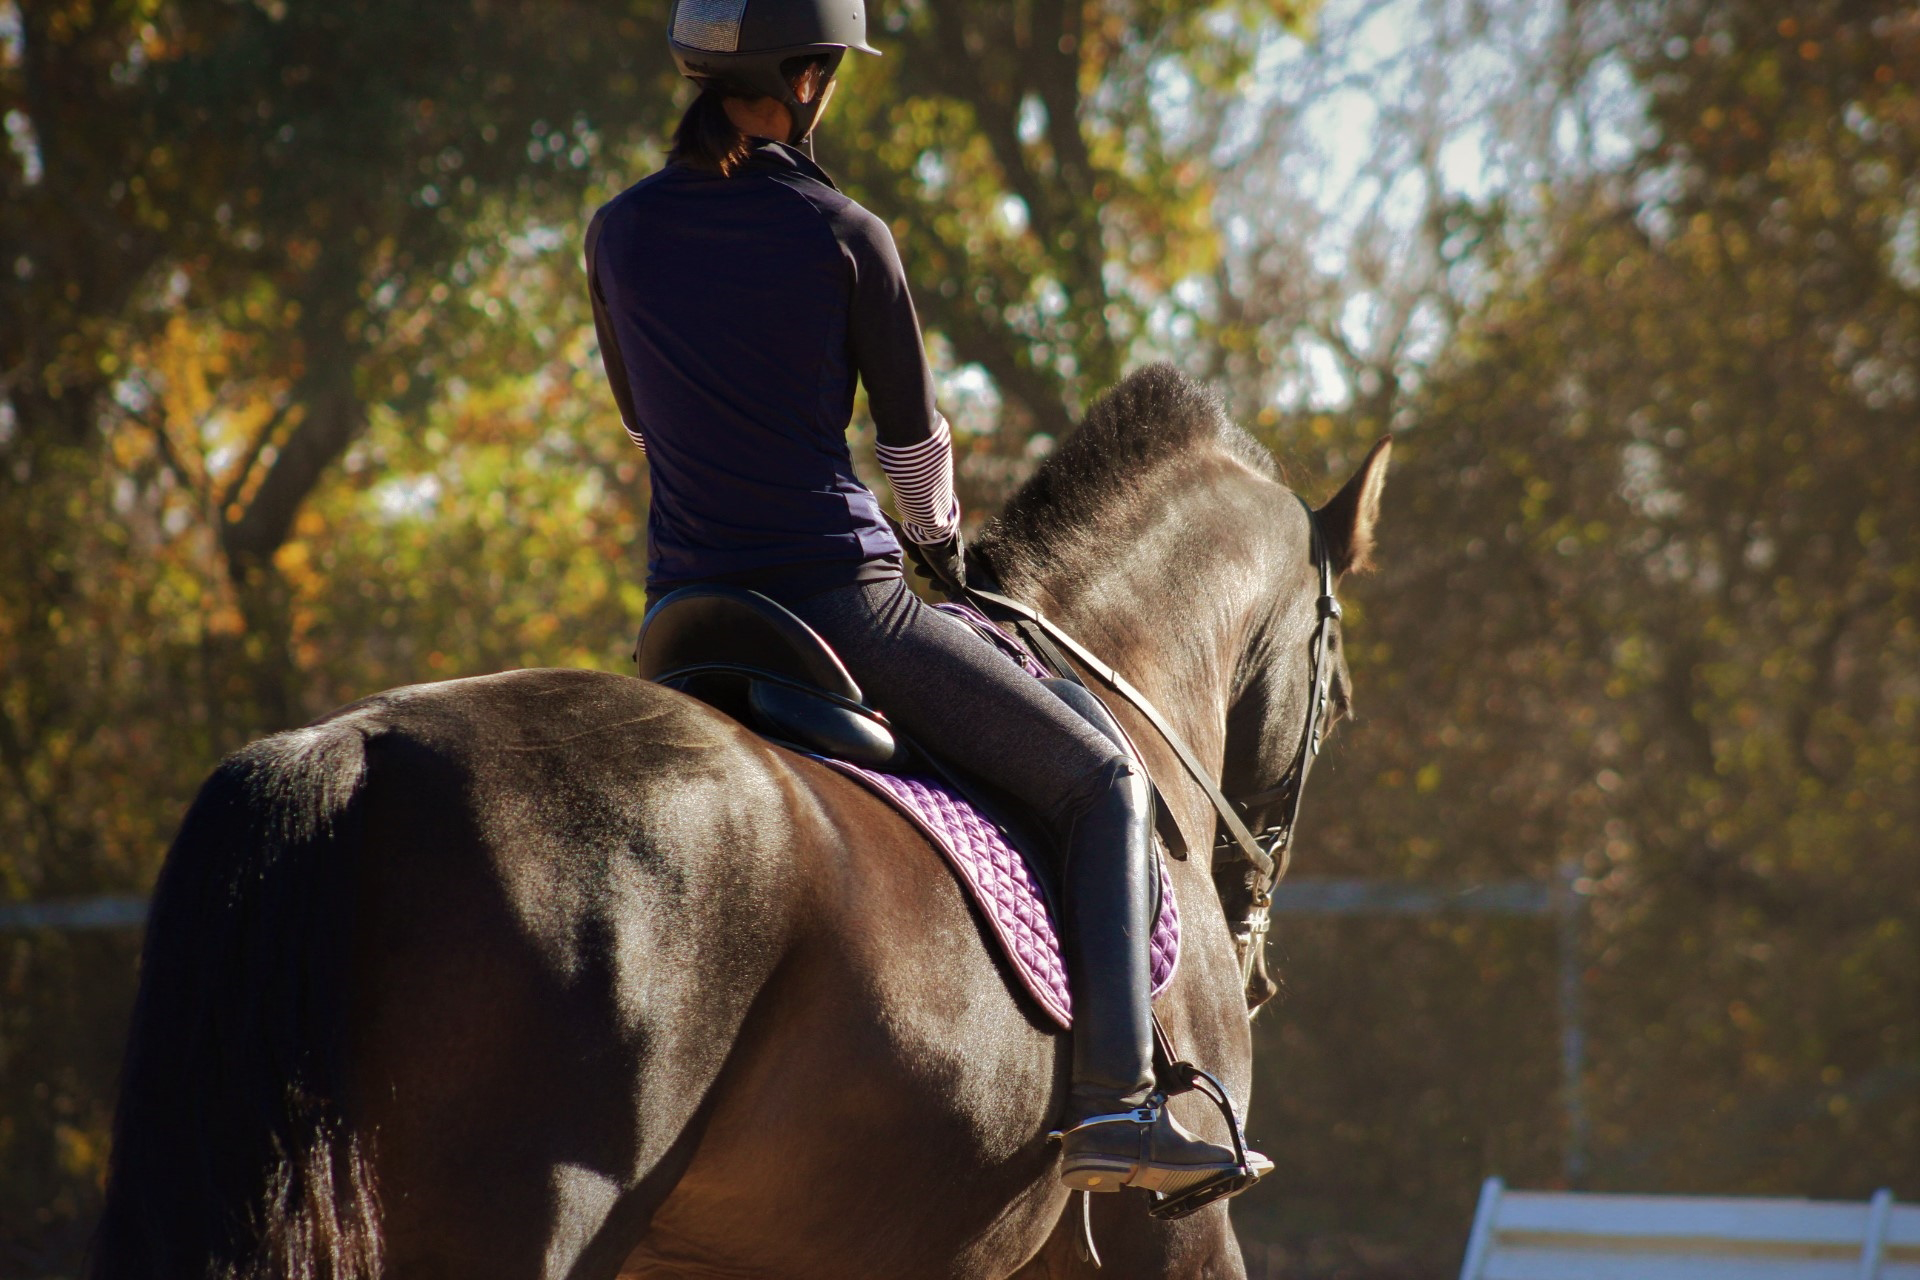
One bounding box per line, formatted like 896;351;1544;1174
587;140;956;602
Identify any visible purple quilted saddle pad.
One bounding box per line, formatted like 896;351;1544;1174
812;758;1180;1030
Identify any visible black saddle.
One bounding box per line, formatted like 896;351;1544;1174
634;584;1154;799
635;586;909;769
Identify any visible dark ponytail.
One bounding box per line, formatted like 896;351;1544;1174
667;56;836;177
669;89;753;176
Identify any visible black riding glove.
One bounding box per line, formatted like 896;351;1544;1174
905;530;968;600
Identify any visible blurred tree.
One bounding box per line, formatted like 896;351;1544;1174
1212;0;1637;464
821;0;1309;505
6;0;678;715
1;0;672;1262
1247;0;1920;1267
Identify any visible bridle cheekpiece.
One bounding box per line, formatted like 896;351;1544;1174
1219;495;1342;991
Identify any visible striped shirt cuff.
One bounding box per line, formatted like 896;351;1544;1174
623;422;647;454
876;414;960;544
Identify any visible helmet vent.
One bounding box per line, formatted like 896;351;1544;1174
672;0;750;53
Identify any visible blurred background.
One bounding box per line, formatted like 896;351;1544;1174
2;0;1916;1275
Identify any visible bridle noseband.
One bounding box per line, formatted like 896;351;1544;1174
966;496;1344;1006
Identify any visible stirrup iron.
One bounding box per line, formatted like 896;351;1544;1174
1143;1061;1271;1220
1051;1084;1266;1207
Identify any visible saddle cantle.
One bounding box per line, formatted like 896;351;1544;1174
636;586;907;769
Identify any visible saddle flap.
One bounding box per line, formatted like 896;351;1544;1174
636;586;864;702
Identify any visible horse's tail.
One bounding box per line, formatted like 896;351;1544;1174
92;718;382;1280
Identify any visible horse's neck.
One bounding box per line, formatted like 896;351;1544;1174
1023;522;1258;774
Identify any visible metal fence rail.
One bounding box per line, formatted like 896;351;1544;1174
0;895;150;932
1270;879;1552;916
0;880;1559;933
1456;1180;1916;1280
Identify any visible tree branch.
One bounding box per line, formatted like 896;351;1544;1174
219;359;362;576
219;265;367;577
216;396;297;520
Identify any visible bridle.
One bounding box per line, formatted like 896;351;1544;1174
1216;496;1341;990
966;495;1343;1003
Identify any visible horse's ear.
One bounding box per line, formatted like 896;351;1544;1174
1314;436;1391;577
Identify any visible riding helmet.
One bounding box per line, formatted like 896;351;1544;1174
667;0;881;145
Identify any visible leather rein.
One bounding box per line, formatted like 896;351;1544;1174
965;496;1342;995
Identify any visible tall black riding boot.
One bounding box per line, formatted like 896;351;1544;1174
1054;758;1262;1195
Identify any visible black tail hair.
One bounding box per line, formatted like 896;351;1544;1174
91;721;381;1280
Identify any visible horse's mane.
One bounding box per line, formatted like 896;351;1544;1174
976;363;1277;585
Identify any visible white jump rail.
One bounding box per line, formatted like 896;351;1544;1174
1460;1179;1918;1280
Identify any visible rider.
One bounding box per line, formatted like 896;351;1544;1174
586;0;1261;1196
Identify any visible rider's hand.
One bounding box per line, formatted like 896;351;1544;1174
905;529;967;600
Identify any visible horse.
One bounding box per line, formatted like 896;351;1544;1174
90;364;1390;1280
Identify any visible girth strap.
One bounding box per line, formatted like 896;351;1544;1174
965;586;1277;883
